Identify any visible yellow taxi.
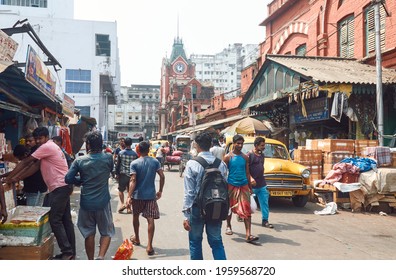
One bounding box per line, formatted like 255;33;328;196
225;136;312;207
149;139;169;158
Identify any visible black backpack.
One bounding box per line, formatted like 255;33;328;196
194;156;229;222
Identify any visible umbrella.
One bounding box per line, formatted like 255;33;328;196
227;117;270;135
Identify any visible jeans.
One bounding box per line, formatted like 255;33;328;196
253;186;270;221
25;192;46;206
47;185;76;256
188;204;226;260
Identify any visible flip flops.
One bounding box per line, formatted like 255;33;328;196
129;235;140;246
262;221;274;228
246;235;259;243
118;205;127;213
146;249;155;256
225;227;233;235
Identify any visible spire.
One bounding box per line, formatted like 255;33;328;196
170;15;187;63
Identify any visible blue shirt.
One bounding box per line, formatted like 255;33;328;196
65;152;113;211
227;154;248;187
130;156;161;200
182;151;228;219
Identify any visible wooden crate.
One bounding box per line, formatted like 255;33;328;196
340;172;360;183
323;152;354;164
317;139;355;153
306;139;318;150
294;149;322;164
355;140;379;156
0;234;54;260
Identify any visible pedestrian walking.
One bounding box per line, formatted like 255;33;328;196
6;127;75;259
247;137;273;228
65;131;115;260
210;138;225;160
115;137;138;213
223;134;258;243
127;141;165;256
182;132;227;260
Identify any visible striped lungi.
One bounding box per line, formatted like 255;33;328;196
131;199;160;219
228;184;251;219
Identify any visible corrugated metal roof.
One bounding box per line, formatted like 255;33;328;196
267;55;396;85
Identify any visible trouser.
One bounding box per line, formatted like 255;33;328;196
253;186;270;221
25;191;46;206
48;185;76;256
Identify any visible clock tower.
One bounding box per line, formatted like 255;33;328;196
159;37;213;136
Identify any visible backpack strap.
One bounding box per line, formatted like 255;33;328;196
194;156;221;169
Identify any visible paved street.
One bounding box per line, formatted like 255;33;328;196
63;168;396;260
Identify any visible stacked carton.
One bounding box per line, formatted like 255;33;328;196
293;149;323;181
355;140;379;157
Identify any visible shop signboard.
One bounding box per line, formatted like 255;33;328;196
289;97;329;125
62;94;75;118
117;131;145;139
25;45;56;101
0;29;18;61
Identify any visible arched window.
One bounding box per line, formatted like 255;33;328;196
292;74;300;87
259;77;267;97
285;72;293;89
267;65;275;94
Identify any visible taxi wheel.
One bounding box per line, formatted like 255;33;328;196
292;195;308;207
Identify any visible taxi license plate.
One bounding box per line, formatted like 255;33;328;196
270;191;293;197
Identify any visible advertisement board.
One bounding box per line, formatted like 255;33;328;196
289;97;330;125
62;94;75;118
117;132;145;139
25;45;56;101
0;29;18;61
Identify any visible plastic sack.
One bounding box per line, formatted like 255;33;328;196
250;194;257;213
113;239;133;260
314;202;337;215
25;118;38;134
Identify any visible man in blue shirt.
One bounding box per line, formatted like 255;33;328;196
126;141;165;256
115;137;138;213
182;132;227;260
65;131;115;260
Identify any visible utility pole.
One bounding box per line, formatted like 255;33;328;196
373;0;384;145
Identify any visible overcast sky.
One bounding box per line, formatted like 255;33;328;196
74;0;269;86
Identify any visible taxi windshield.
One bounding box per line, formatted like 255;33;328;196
239;143;289;160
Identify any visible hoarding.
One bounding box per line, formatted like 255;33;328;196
62;94;75;118
25;45;56;101
0;29;18;61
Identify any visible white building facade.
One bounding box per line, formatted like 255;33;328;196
108;85;160;141
0;0;121;134
191;43;258;96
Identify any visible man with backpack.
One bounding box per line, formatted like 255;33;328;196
247;137;273;228
223;134;259;243
182;132;228;260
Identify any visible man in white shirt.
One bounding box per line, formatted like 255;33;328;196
210;139;225;160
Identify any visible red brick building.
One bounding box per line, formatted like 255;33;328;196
159;38;214;136
258;0;396;67
240;0;396;147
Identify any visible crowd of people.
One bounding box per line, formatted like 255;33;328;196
0;129;272;261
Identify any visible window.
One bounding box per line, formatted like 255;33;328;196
1;0;47;8
192;85;197;99
66;82;91;94
65;69;91;94
338;16;355;58
365;5;386;56
296;44;307;56
95;34;111;56
66;69;91;81
75;106;90;117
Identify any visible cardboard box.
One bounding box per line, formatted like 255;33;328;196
355;140;379;156
0;234;54;260
294;149;322;164
306;139;319;150
323;152;354;164
317;139;355;153
391;152;396;167
323;163;333;177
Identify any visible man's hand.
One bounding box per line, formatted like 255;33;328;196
126;196;132;207
183;219;191;231
156;191;162;200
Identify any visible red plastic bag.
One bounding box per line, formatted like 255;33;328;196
113;239;134;260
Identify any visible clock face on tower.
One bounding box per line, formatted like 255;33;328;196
173;61;186;74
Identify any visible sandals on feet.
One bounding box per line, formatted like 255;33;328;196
118;205;127;213
146;249;155;256
130;235;140;245
225;227;233;235
262;221;274;228
246;235;259;243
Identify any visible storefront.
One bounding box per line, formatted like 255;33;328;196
241;55;396;148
